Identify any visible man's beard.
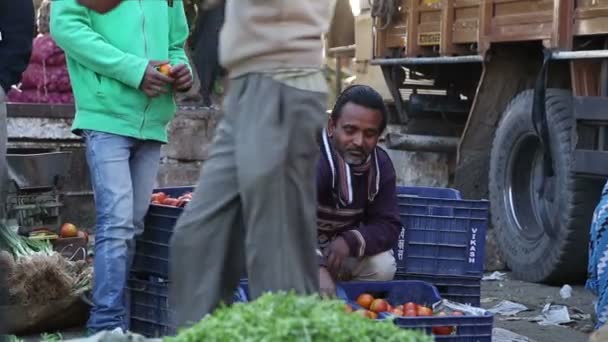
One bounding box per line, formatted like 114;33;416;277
343;151;367;166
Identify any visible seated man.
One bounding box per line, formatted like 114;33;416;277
317;85;401;294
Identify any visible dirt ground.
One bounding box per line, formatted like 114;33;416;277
481;273;596;342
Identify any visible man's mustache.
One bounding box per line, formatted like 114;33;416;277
346;148;365;155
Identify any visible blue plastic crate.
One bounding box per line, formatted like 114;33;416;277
400;204;488;219
393;186;489;278
127;277;175;337
394;273;481;307
131;186;194;277
238;279;441;308
223;279;493;341
339;280;442;307
397;186;462;199
398;196;489;211
394;314;493;342
340;281;491;341
127;275;248;338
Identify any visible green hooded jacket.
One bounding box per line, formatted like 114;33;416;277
50;0;190;143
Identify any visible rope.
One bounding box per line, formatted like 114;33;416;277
370;0;399;30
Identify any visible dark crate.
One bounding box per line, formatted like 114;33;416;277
234;279;493;341
393;186;489;278
339;281;491;341
396;186;462;199
339;280;442;307
394;273;481;307
127;276;248;338
238;280;442;308
393;314;493;342
127;277;175;337
131;186;194;278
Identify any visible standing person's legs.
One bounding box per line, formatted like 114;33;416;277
169;78;246;328
84;131;138;332
193;3;224;107
0;87;8;336
124;140;161;330
0;87;7;221
127;139;161;260
236;75;326;299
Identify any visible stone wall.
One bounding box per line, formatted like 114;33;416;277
156;106;222;188
156;115;452;190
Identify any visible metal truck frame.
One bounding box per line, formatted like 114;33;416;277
370;0;608;284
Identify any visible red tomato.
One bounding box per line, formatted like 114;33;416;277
404;309;417;317
151;192;167;203
404;302;417;311
416;306;433;317
162;198;180;207
356;294;374;309
391;308;404;316
432;326;454;335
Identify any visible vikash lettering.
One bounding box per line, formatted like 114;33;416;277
469;227;478;263
397;227;406;261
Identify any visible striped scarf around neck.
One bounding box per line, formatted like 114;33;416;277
321;129;380;207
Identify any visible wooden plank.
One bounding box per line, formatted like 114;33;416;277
551;0;573;50
440;0;454;55
406;0;422;56
574;6;608;36
492;12;553;26
417;0;442;49
570;60;601;97
452;1;481;45
478;0;493;54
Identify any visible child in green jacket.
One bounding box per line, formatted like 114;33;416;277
50;0;192;334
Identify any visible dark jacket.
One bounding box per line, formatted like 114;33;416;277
0;0;35;92
317;146;401;264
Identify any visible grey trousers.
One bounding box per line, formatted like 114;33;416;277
0;87;6;219
0;87;8;334
169;74;327;328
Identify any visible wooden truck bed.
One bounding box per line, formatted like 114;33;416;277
375;0;608;58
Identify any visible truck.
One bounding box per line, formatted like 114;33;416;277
341;0;608;284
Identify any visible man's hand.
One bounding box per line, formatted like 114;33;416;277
140;60;174;98
170;64;193;92
319;266;336;298
325;236;350;277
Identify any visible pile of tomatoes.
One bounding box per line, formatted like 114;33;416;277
150;191;193;208
344;293;464;335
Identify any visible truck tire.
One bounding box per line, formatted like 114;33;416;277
489;89;601;284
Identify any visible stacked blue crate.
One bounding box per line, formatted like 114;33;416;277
127;186;250;337
131;186;194;278
393;186;489;306
127;275;249;337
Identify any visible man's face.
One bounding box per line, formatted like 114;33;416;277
328;102;383;165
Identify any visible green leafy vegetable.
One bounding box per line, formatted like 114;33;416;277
166;292;434;342
40;332;63;342
0;225;53;259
